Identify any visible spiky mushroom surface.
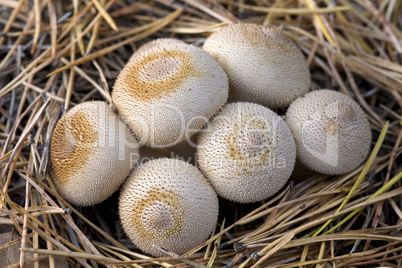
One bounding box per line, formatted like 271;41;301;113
197;102;296;203
286;89;372;175
119;158;219;257
203;23;311;110
50;101;139;206
112;42;228;147
132;38;184;59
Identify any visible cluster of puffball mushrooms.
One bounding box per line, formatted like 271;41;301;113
50;23;372;257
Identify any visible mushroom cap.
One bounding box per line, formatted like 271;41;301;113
197;102;296;203
119;158;218;257
133;38;184;58
286;89;372;175
203;23;311;110
112;42;229;147
50;101;139;206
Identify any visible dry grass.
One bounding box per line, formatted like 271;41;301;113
0;0;401;267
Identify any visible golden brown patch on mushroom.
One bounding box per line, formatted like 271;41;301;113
132;188;184;239
324;121;338;135
197;102;296;203
115;50;202;102
227;119;271;168
260;27;291;53
50;110;98;185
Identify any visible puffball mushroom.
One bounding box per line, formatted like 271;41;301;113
112;42;229;147
203;23;311;110
197;102;296;203
119;158;219;257
286;89;372;175
50;101;139;206
133;38;184;58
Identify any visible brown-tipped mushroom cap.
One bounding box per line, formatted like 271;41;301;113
203;23;310;110
286;89;372;175
50;101;139;206
197;102;296;203
112;42;229;147
119;158;219;257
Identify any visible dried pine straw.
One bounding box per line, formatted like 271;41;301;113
0;0;401;267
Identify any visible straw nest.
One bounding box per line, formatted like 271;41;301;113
0;0;401;267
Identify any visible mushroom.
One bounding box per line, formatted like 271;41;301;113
119;158;219;257
203;23;311;110
286;89;372;175
197;102;296;203
112;42;229;147
50;101;139;206
133;38;184;58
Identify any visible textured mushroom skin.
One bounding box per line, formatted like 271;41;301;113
132;38;184;59
112;42;229;147
286;89;372;175
119;158;219;257
197;102;296;203
50;101;139;206
203;23;310;110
